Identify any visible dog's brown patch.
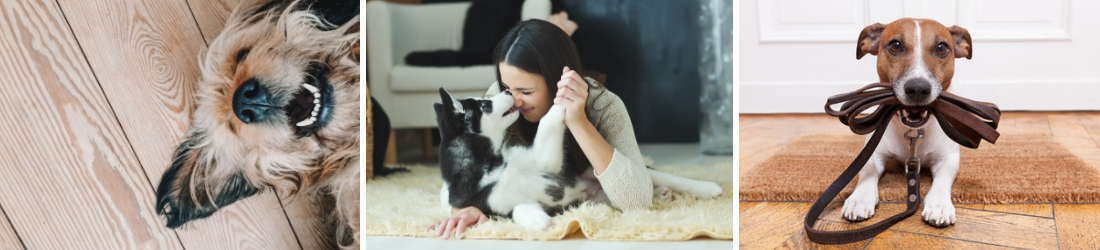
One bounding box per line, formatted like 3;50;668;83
857;18;972;90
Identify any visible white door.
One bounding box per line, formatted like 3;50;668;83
739;0;1100;113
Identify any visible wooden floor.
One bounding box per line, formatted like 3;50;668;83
0;0;334;249
739;112;1100;249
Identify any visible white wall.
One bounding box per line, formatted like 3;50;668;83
739;0;1100;113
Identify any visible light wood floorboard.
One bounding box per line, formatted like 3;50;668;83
0;0;337;248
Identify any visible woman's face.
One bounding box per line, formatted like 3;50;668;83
499;62;552;123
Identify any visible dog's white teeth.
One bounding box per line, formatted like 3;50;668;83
294;116;316;126
313;92;320;98
311;110;318;117
296;117;315;127
302;83;319;94
313;98;320;104
902;109;909;117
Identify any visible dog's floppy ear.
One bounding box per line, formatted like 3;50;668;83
347;24;359;64
857;23;885;59
950;25;972;59
155;130;260;228
304;0;360;29
345;21;360;64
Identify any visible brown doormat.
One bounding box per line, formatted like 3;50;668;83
740;133;1100;203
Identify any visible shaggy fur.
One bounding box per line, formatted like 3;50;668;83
364;163;733;240
154;0;360;248
434;89;588;231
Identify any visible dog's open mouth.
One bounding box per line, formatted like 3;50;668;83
285;64;335;137
502;106;517;117
899;106;931;127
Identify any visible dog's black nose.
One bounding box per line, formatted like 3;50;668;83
232;79;274;123
903;78;932;103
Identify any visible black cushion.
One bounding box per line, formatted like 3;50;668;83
405;0;525;67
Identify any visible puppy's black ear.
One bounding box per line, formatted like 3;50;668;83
438;87;453;113
438;87;465;115
433;103;445;127
857;23;885;59
155;130;261;228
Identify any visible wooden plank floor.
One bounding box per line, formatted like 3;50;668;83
739;112;1100;249
0;0;331;249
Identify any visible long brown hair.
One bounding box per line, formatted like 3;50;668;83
492;19;603;168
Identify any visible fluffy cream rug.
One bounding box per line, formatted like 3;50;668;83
364;162;733;240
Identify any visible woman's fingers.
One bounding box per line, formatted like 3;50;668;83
433;220;445;236
561;86;584;104
559;67;587;98
442;218;457;239
455;218;471;238
557;77;572;91
430;213;486;239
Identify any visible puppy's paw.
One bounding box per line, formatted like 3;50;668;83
841;187;878;222
654;186;673;202
512;204;551;231
921;192;956;228
686;181;723;199
544;105;567;126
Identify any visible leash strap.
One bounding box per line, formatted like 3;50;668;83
805;83;1001;244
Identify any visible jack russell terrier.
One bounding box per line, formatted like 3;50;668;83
840;18;972;228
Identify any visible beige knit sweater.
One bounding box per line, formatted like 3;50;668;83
491;78;654;210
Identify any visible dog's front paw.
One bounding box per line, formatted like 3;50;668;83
686;181;723;199
841;187;878;222
545;105;567;126
512;204;551;231
654;186;673;202
921;192;956;228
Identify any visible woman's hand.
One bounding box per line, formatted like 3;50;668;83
555;66;589;128
428;206;487;239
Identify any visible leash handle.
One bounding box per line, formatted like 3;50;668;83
809;82;1000;244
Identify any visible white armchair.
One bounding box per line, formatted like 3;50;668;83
367;0;551;129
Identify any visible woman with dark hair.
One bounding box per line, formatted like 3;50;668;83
431;18;655;238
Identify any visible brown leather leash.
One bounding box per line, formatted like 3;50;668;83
805;83;1001;244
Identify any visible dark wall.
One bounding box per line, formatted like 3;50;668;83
562;0;701;143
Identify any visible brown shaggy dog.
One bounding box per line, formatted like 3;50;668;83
154;0;359;248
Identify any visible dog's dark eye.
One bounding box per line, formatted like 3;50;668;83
887;40;904;55
934;42;951;58
480;101;490;108
235;49;250;64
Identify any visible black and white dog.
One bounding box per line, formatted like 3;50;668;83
433;88;723;231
